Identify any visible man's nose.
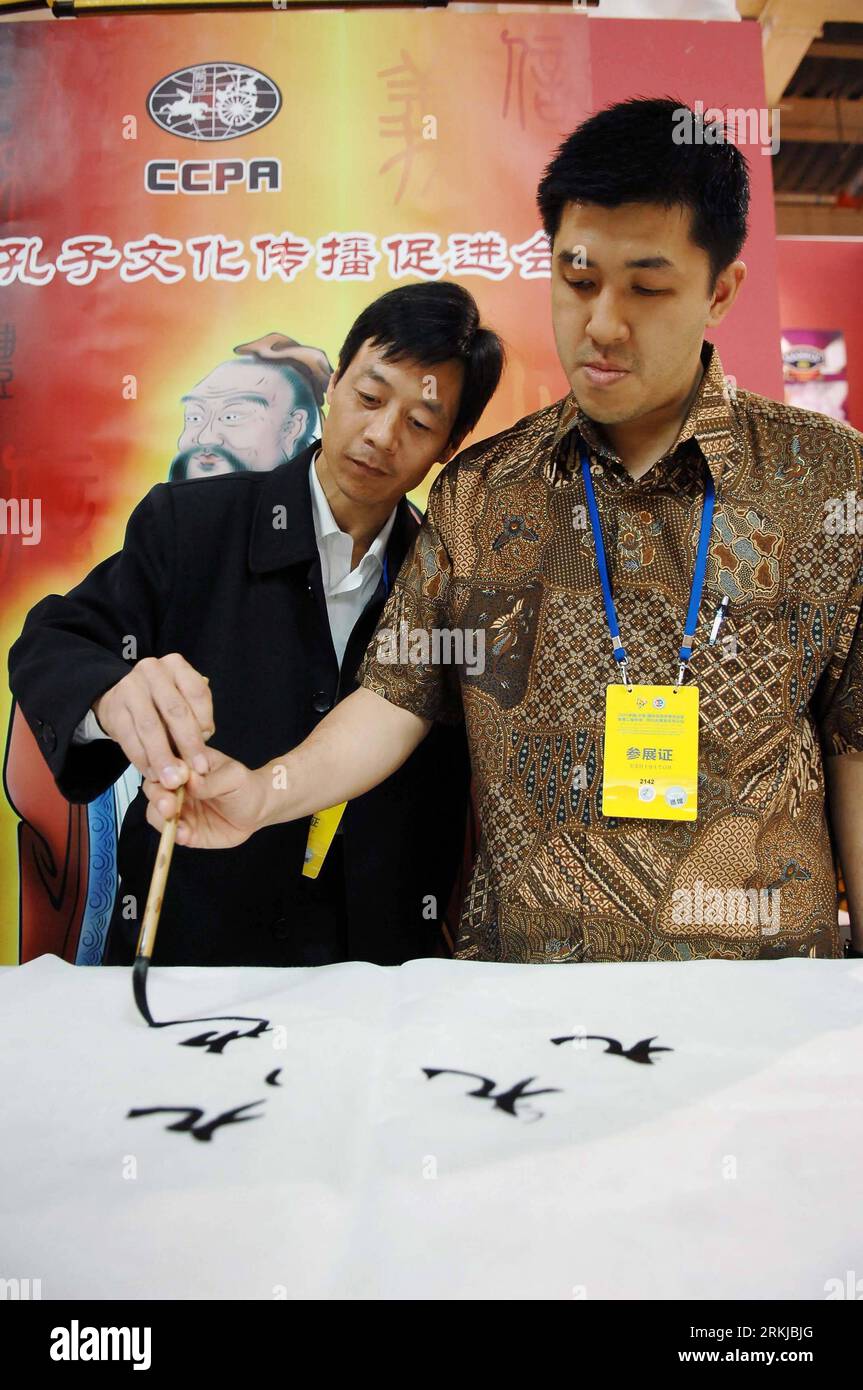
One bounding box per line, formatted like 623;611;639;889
585;289;630;346
363;406;399;453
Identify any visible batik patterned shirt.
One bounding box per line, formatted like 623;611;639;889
359;340;863;962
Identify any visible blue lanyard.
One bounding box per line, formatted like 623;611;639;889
382;552;389;597
579;443;715;685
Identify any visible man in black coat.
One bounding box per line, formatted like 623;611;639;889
9;283;504;967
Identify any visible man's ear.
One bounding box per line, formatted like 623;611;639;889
325;372;339;407
440;435;465;465
707;260;746;328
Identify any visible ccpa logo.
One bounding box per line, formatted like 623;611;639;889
147;63;282;141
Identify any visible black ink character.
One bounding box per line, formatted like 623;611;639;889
265;1069;282;1087
179;1019;272;1055
422;1068;560;1119
135;1006;273;1054
127;1100;265;1142
551;1034;673;1064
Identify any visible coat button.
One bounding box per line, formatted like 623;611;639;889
312;691;332;714
270;916;290;941
41;722;57;752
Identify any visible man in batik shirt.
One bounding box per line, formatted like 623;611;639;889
142;98;863;964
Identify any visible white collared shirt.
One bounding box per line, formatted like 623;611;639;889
308;449;397;668
71;448;397;744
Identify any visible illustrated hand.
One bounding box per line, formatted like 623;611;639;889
142;747;272;850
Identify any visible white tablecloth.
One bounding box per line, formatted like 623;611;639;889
1;953;861;1299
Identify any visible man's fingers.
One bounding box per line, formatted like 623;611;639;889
166;656;215;741
111;709;152;779
145;798;194;842
144;780;200;846
142;771;192;822
183;757;240;801
123;685;181;782
142;665;210;775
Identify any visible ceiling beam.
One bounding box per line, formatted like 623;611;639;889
808;41;863;60
778;96;863;143
758;1;826;107
739;0;863;21
738;1;863;106
775;202;863;234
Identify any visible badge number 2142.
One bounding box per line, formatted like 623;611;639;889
602;684;699;821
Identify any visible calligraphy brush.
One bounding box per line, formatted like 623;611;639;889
132;793;272;1034
133;784;185;1026
133;677;211;1025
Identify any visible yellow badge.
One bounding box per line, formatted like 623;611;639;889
602;684;699;821
302;802;347;878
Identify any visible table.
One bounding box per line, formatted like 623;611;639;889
1;953;861;1299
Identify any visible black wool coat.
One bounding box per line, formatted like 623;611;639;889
8;444;471;966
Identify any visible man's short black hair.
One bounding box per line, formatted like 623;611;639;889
536;96;751;293
335;281;505;450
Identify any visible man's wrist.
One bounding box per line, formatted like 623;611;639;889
254;759;293;830
91;692;111;734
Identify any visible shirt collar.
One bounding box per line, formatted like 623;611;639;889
547;340;739;489
309;450;397;565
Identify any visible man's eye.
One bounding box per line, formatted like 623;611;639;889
411;418;430;432
221;411;244;423
357;391;378;405
633;287;665;296
566;280;592;291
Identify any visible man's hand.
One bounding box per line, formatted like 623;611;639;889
142;686;431;851
93;653;214;781
142;748;271;849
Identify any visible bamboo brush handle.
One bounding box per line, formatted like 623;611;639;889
136;784;185;959
135;675;208;959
